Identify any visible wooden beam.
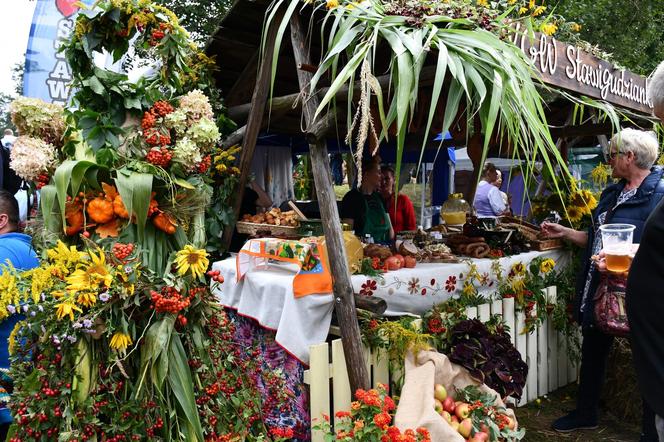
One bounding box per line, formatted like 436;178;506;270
225;51;259;107
220;4;286;251
549;122;613;139
290;12;370;391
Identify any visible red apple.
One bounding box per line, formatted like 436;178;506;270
455;402;470;420
458;418;472;438
450;416;459;424
443;397;456;414
440;411;452;422
434;399;444;414
434;383;448;402
469;431;489;442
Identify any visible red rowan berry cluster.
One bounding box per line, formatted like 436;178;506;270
197;155;212;174
145;147;173;167
112;242;134;260
150;287;190;314
206;269;224;283
35;173;50;189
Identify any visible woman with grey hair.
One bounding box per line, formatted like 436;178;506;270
542;128;664;440
626;60;664;442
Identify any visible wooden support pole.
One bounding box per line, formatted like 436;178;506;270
289;12;370;391
220;4;286;251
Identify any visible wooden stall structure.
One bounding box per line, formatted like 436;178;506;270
205;0;655;393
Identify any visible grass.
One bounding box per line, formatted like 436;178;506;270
516;384;641;442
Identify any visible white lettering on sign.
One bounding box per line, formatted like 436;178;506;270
46;17;74;104
512;26;652;113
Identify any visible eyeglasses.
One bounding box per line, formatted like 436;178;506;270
603;150;625;162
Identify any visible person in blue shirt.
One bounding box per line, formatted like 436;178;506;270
0;189;39;439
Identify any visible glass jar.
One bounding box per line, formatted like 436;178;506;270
441;193;470;226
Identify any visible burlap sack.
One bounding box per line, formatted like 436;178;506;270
394;350;517;441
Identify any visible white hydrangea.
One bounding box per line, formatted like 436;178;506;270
186;117;220;152
10;97;66;146
177;89;213;125
10;136;57;181
164;109;187;135
173;137;202;170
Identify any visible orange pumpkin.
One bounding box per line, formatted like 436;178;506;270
87;197;115;224
65;201;85;236
153;212;177;234
113;195;130;219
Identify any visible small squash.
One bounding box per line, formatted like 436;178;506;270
65;202;85;236
87;197;114;224
113;195;130;219
153;212;177;234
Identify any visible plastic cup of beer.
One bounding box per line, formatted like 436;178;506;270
599;223;636;273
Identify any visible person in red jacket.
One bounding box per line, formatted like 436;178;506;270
380;165;417;233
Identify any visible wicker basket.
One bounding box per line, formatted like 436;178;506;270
531;238;563;251
235;221;299;237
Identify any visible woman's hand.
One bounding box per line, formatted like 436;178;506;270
541;221;588;247
540;221;566;239
595;244;640;274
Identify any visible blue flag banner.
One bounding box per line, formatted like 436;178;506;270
23;0;93;104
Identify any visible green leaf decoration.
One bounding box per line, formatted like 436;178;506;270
39;184;61;242
168;334;204;442
54;160;99;230
139;316;175;392
115;168;153;243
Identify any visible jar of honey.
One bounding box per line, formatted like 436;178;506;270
441;193;470;226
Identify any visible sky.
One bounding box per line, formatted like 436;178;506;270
0;1;37;96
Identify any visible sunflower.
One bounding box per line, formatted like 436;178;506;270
510;275;526;293
56;301;82;321
565;205;585;223
66;249;113;294
511;262;526;276
76;292;97;308
110;332;133;353
174;245;209;279
539;258;555;274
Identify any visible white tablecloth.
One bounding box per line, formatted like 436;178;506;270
351;250;568;316
211;258;334;365
211;249;568;363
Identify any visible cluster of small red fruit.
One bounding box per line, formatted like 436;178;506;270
433;384;515;442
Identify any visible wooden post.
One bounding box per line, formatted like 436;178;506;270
220;5;286;251
289;12;370;391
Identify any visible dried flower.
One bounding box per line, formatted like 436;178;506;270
10;136;57;181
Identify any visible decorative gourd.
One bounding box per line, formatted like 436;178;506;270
153;212;177;234
87;197;114;224
65;201;84;236
113;195;130;219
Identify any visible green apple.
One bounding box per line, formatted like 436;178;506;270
455;402;470;420
441;411;452;422
458;418;472;439
434;399;444;414
434;383;448;402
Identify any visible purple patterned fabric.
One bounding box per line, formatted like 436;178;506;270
227;309;311;441
593;274;630;337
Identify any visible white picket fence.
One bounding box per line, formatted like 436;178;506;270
304;286;580;441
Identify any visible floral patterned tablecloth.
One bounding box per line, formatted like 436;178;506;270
351;250;568;316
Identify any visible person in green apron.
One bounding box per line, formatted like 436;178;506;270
341;156;394;243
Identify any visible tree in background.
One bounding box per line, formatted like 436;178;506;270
552;0;664;75
0;62;24;131
155;0;232;46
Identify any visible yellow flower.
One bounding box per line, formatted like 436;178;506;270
8;320;25;356
541;22;558;36
47;241;83;274
56;301;82;321
76;292;97;308
66;249;113;294
174;245;209;279
529;0;535;8
326;0;339;9
24;266;55;304
462;281;476;297
571;23;582;32
511;262;526;275
110;332;133;353
590;163;611;189
533;5;546;16
565;205;584;223
540;258;555;274
508;0;516;3
477;0;488;6
519;6;528;14
510;275;526;292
